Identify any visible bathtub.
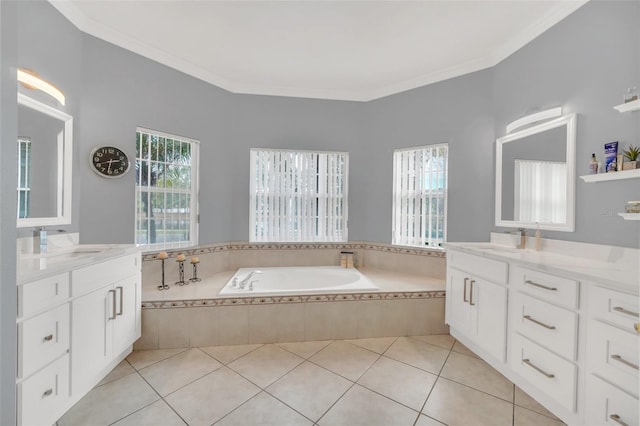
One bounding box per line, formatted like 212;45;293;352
218;266;379;297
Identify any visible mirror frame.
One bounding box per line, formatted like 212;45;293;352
17;93;73;228
495;113;577;232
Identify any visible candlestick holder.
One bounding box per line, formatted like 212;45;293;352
175;259;187;286
157;256;169;291
190;260;201;283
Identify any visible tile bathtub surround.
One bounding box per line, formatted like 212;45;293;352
60;336;565;426
135;297;448;350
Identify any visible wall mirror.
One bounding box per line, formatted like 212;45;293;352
17;93;73;228
495;113;576;232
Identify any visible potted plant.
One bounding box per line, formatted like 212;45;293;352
622;145;640;170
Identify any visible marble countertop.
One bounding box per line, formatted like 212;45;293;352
17;244;141;284
444;241;639;294
142;267;445;302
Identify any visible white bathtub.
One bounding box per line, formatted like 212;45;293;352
218;266;379;297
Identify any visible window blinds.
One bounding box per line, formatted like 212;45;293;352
392;144;448;248
250;149;348;242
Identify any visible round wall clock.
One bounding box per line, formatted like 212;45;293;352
90;145;131;178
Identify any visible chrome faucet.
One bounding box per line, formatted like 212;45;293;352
238;270;262;288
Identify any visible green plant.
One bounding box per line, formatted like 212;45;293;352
623;145;640;161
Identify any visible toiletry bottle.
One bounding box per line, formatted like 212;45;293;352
535;223;542;252
590;153;598;174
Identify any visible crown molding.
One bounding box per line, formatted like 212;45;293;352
49;0;588;102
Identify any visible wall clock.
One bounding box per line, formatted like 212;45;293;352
90;145;131;178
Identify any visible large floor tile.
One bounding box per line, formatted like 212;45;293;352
515;386;559;420
139;348;223;396
228;344;304;387
267;361;352;421
309;340;380;381
127;348;188;370
384;337;450;374
58;373;159;426
111;400;186;426
165;366;260;425
440;351;514;401
276;340;332;359
318;384;419;426
357;356;437;411
201;343;263;364
410;334;455;350
514;406;565;426
422;377;513;426
97;359;135;386
415;414;446;426
451;340;478;358
345;337;397;354
216;391;313;426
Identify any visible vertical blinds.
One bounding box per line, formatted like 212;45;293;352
392;144;448;248
17;138;31;219
514;159;566;223
250;149;348;242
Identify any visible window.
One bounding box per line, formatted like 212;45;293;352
17;137;31;219
250;148;348;242
514;159;566;223
135;128;199;250
392;144;448;248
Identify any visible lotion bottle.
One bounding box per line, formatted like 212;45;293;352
590;153;598;174
535;223;542;252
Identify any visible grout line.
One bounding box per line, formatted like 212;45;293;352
196;343;264;365
129;347;190;371
512;384;516;426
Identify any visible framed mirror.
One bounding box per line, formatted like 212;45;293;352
495;113;576;232
17;93;73;228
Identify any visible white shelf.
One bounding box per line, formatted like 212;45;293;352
613;99;640;113
580;168;640;182
618;213;640;221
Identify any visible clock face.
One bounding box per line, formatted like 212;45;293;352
90;146;130;178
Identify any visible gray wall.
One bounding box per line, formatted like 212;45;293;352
492;0;640;247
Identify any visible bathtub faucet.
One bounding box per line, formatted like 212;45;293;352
239;270;262;289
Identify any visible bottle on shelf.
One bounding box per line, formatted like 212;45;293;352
589;153;598;174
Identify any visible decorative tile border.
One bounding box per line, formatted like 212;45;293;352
142;290;446;309
142;241;445;262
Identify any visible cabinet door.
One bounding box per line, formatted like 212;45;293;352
447;268;471;333
472;277;507;361
71;286;114;397
112;276;140;356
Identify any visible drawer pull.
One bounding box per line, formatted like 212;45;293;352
108;289;117;320
523;315;556;330
522;358;555;378
43;334;54;342
613;306;639;318
116;286;124;316
635;322;640;334
463;278;469;303
469;280;476;306
611;354;639;370
524;280;557;291
42;388;53;398
609;414;628;426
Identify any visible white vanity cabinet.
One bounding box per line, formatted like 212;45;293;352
584;286;639;426
17;248;141;426
446;250;509;362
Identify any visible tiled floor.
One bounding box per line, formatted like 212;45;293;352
58;335;564;426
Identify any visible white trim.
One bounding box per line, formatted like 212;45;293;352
506;107;563;134
17;94;73;228
495;113;576;232
48;0;588;102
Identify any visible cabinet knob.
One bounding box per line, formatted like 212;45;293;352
42;388;53;398
43;334;54;342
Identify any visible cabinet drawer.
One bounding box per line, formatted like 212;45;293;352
19;272;69;318
585;374;639;426
448;250;508;284
587;321;639;398
512;292;578;360
17;353;70;426
18;303;70;379
589;286;639;334
71;253;139;296
510;333;577;412
514;267;579;309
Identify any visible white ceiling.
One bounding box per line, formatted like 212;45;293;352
50;0;587;101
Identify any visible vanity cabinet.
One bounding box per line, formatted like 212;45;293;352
17;249;141;426
446;250;508;362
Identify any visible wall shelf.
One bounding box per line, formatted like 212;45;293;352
618;213;640;221
580;169;640;182
613;99;640;113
